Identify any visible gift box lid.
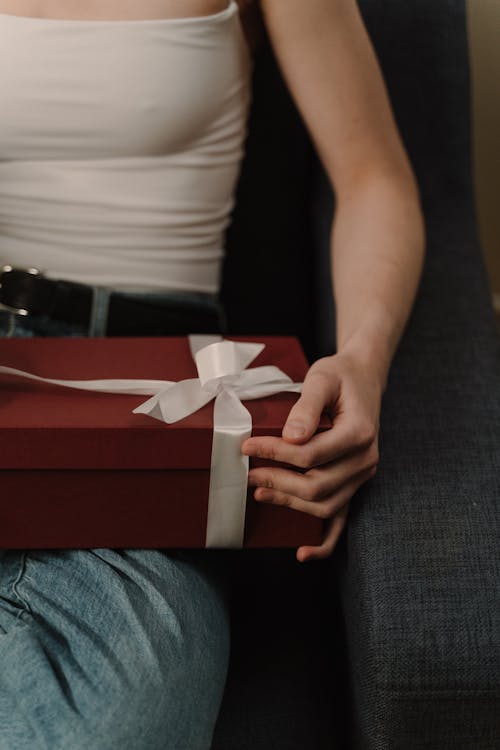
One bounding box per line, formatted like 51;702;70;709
0;335;326;470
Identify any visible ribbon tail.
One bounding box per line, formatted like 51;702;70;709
205;389;252;549
0;365;174;396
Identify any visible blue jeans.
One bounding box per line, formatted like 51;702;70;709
0;289;231;750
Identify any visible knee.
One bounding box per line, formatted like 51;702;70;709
99;566;231;750
1;548;231;750
58;615;230;750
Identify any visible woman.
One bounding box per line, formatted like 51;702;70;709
0;1;425;748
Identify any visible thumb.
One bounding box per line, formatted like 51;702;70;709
282;367;338;443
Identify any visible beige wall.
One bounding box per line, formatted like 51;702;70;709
467;0;500;317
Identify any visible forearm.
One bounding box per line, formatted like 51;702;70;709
331;169;425;392
257;0;426;389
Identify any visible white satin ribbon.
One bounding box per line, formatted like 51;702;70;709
0;335;303;547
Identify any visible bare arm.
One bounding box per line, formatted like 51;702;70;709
243;0;425;560
259;0;425;390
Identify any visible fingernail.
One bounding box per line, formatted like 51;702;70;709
254;488;270;501
283;420;305;438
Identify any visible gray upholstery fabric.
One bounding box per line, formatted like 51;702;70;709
331;1;500;748
214;1;500;748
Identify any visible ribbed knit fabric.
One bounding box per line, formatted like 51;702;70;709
0;1;251;292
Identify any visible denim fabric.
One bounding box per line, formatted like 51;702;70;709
0;289;232;750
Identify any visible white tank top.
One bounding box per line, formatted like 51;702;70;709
0;1;251;293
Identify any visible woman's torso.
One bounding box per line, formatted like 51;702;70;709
0;1;260;43
0;1;250;21
0;0;254;293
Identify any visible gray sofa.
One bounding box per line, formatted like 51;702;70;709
213;2;500;748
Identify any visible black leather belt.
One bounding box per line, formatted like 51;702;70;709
0;265;224;335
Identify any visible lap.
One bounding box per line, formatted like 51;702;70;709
0;547;232;750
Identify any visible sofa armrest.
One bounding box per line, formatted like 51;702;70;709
334;200;500;746
329;3;500;745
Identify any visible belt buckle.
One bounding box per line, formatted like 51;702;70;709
0;265;43;316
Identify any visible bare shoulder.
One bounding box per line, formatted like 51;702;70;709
256;0;415;190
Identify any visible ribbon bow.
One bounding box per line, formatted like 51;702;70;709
134;335;303;546
0;335;303;547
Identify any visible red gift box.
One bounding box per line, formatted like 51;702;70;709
0;335;325;548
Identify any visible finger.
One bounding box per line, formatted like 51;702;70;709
297;503;350;563
282;367;341;443
252;466;374;519
242;416;375;469
249;453;378;503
